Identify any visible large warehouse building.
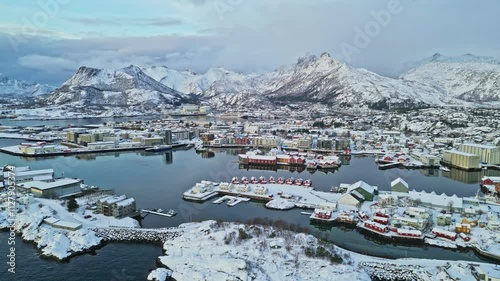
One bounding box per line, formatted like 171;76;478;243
459;143;500;165
442;150;481;170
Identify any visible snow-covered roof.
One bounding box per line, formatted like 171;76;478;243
348;181;375;194
98;195;127;204
114;198;135;207
15;169;54;177
391;177;409;188
444;150;478;157
409;190;463;208
461;143;498;149
21;178;80;190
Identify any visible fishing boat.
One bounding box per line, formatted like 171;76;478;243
146;144;173;152
166;209;177;217
195;145;207;152
277;177;285;184
439;166;450;172
259;176;267;184
268;176;276;184
241;177;249;184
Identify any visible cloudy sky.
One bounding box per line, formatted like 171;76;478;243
0;0;499;85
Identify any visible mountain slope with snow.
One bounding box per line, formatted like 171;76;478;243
264;53;455;109
43;65;197;109
0;73;55;97
401;53;500;103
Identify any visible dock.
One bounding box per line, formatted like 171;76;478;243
140;209;175;217
378;162;403;170
213;195;250;206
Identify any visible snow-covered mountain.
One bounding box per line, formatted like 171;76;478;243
0;73;55;97
36;52;500;112
400;53;500;103
263;53;454;109
42;65;196;109
145;53;455;109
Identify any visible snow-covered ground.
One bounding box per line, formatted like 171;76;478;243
151;220;496;281
0;196;139;260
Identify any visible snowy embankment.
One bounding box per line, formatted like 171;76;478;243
0;203;103;260
148;220;495;281
0;197;141;260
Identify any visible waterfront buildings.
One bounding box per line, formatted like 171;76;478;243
442;150;481;170
18;178;82;198
459;143;500;165
96;195;136;218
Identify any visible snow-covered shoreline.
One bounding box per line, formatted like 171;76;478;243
147;220;498;281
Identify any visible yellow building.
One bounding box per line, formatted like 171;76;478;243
459;143;500;165
442;150;480;170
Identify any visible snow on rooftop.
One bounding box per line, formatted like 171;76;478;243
23;178;81;190
391;177;409;188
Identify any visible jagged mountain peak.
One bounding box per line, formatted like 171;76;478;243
0;73;55;97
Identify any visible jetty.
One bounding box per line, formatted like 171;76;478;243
140;209;176;217
213;195;250;206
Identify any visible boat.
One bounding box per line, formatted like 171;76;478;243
294;178;303;186
439;166;451;172
195;145;207;152
306;162;317;170
146;144;173;152
268;176;276;184
301;211;313;215
250;176;258;184
259;176;267;184
232;177;239;184
277;177;285;184
303;179;312;187
156;208;164;213
285;177;294;185
166;209;177;217
241;177;249;184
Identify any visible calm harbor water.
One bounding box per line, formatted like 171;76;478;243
1;132;500;279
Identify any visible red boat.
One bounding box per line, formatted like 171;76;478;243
268;176;276;184
277;177;285;184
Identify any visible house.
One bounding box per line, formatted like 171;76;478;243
96;195;136;218
219;182;233;191
392;215;426;230
342;181;377;201
253;186;267;195
436;214;452;226
455;223;471;234
337;192;364;207
391;178;409;193
404;207;430;219
432;227;457;241
236;184;249;193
